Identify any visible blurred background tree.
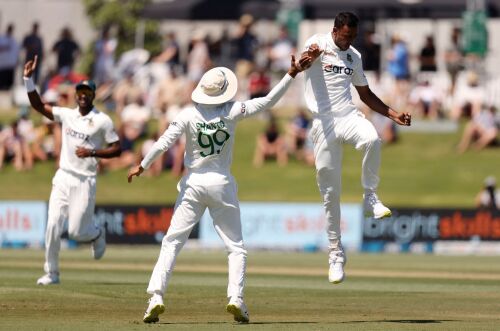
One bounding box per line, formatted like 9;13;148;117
79;0;162;75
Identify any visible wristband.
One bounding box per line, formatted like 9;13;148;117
91;149;97;157
23;76;36;92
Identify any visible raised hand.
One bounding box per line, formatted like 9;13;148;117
307;43;323;61
24;55;38;78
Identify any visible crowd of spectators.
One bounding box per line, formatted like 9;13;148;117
1;17;499;174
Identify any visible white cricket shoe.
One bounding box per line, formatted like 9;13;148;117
363;192;392;219
37;273;60;285
226;296;249;323
143;295;165;323
91;226;106;260
328;249;346;284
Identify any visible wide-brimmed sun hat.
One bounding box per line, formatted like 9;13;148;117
191;67;238;105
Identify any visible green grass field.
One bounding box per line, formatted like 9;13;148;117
1;246;500;331
1;117;499;207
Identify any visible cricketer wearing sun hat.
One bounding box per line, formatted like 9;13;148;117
128;53;315;324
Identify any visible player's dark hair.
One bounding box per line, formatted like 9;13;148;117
334;12;359;29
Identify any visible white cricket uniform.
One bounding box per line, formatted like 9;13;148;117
44;107;119;274
303;33;382;255
142;74;294;298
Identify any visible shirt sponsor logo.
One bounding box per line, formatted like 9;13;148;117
324;64;354;75
65;127;89;141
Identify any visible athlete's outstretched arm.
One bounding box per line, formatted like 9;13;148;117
24;56;54;120
128;114;185;183
230;55;312;121
355;85;412;126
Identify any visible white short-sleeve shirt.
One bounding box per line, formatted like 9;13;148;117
52;107;119;177
303;33;368;117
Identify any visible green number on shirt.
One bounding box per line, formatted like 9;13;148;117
198;129;230;157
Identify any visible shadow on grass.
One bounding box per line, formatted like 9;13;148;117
343;319;458;324
155;322;319;325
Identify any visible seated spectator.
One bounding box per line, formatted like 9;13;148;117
140;132;185;177
409;79;443;120
450;71;485;120
253;116;287;167
120;95;151;141
286;109;310;162
100;127;136;171
457;105;499;153
0;121;26;171
476;176;500;210
248;67;271;99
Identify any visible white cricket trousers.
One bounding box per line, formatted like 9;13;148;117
310;111;381;252
44;169;99;274
147;173;247;299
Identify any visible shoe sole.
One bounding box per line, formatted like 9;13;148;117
226;304;249;323
143;304;165;323
365;210;392;220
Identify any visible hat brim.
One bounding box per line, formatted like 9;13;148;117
191;67;238;105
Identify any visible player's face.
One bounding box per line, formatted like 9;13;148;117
332;25;358;51
75;88;95;108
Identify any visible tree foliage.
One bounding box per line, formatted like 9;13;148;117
80;0;162;75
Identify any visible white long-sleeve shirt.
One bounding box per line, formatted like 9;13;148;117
303;33;368;117
141;73;294;182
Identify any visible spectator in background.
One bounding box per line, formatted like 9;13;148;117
153;31;181;72
186;30;211;91
52;27;80;72
0;24;20;90
253;116;288;167
22;22;44;84
457;105;498;153
419;35;437;72
444;27;464;95
476;176;500;210
269;26;295;79
234;14;258;82
248;66;271;98
286;109;311;162
387;34;410;107
409;79;443;120
112;70;142;118
94;27;117;85
0;120;26;171
450;71;485;120
362;30;381;72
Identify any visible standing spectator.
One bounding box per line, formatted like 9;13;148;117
93;27;117;85
22;22;44;84
52;27;80;73
186;30;211;91
444;27;464;95
234;14;258;82
419;35;437;72
387;34;410;107
153;32;181;72
269;26;295;79
409;79;443;120
0;24;20;90
362;31;381;72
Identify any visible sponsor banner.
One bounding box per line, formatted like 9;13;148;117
93;205;198;244
0;201;46;246
199;202;363;250
363;208;500;244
